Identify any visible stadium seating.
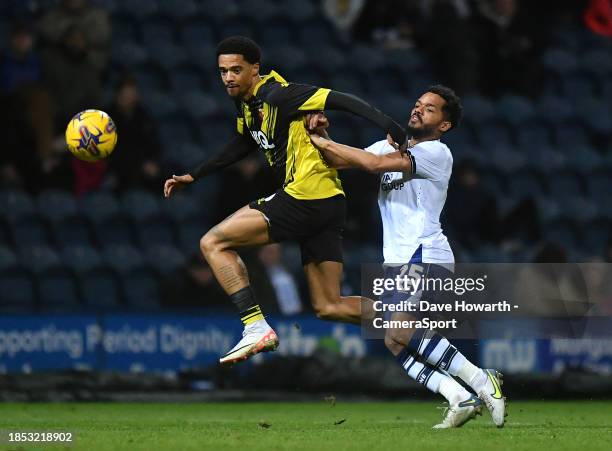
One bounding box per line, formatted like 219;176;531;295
2;1;611;312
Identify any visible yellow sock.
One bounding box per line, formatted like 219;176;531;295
241;305;264;326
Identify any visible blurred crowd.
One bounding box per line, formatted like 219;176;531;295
0;0;611;313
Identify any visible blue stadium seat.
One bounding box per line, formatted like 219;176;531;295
111;42;148;68
93;217;135;246
585;170;612;204
462;95;497;125
179;19;216;45
542;48;578;77
267;45;309;73
384;49;426;76
496;95;534;127
236;0;281;26
0;267;35;310
222;18;256;42
161;193;203;222
558;196;599;224
148;43;187;71
554;124;590;148
184;44;218;73
134;66;168;94
349;45;387;72
296;20;338;48
581;49;612;78
285;65;327;89
580;220;610;255
329;73;366;98
157;0;199;21
80;267;121;309
162;142;207;171
509;172;546;200
579;100;612;135
62;246;103;275
145;91;180;118
475;123;513;147
80;191;119;223
140;17;177;46
199;0;238;23
529;146;567;174
0;246;17;271
122;268;161;309
537;97;575;125
561;145;603;174
545;220;579;249
441;127;476;152
516;123;552;149
560;73;597;101
547;171;584;197
178;92;219;120
158;119;198;149
0;190;36;221
137;217;177;247
259;23;296;47
169;67;205;94
19;245;61;274
112;16;140;44
116;0;159;20
9;216;50;247
488;145;526;173
196;119;233;148
52;217;94;248
145;245;186;275
279;0;318;22
102;245;145;274
37;190;78;223
120;190;160;224
177;219;207;253
37;267;80;309
472;245;511;263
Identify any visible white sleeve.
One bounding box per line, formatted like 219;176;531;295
409;143;451;181
365;139;395;156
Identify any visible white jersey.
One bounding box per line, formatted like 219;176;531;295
365;139;454;264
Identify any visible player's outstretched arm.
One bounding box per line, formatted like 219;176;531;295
309;133;412;174
324;91;407;147
163;134;256;198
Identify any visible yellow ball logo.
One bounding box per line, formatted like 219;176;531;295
65;109;118;162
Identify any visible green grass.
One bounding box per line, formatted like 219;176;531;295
0;401;611;451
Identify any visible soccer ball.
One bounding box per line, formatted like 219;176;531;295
65;109;118;162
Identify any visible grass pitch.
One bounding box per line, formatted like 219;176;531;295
1;401;611;451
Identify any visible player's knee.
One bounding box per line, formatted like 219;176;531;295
199;232;222;256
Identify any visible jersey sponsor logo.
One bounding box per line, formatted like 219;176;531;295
381;174;404;191
250;130;275;150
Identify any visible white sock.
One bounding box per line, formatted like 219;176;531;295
457;360;486;392
439;375;470;405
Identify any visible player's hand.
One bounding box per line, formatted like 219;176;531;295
164;174;194;198
304;112;330;138
387;134;408;153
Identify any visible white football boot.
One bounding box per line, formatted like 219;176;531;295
219;321;279;365
433;394;483;429
477;369;507;428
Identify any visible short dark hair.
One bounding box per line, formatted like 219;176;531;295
216;36;261;64
427;84;463;129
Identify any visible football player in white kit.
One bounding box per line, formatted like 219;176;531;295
307;85;506;429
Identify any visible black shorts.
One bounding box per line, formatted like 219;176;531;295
249;189;345;265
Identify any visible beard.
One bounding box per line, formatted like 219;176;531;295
407;122;437;139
